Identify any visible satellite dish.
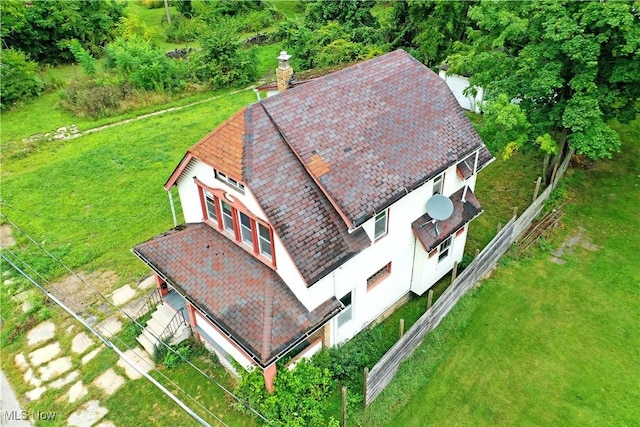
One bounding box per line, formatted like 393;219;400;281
426;195;454;221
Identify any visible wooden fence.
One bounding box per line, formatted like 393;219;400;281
364;152;573;407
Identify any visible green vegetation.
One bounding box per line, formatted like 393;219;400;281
360;117;640;426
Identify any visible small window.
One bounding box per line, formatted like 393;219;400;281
367;262;391;290
205;191;217;222
438;236;453;262
433;173;444;195
374;210;388;241
337;292;353;328
215;169;245;193
258;223;272;259
238;211;253;246
221;201;234;233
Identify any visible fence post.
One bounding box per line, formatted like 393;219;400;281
550;163;559;186
513;206;518;219
427;289;433;311
399;318;405;338
363;367;369;409
341;386;347;427
533;177;542;202
496;222;502;233
451;261;458;282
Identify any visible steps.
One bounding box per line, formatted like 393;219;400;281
137;303;191;356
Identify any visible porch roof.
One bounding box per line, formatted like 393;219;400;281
132;223;341;367
412;187;483;252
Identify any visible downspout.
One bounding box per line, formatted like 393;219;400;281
168;189;178;227
253;88;261;102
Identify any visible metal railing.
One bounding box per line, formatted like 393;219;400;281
135;288;162;320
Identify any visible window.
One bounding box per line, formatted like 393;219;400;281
215;170;245;193
433;173;444;195
367;262;391;290
258;223;272;259
205;191;217;222
238;211;253;246
438;236;453;262
374;210;388;241
221;201;234;233
197;181;275;267
337;292;353;328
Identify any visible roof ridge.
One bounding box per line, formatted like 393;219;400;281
259;102;355;229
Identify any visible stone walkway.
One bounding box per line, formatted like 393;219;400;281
8;276;157;426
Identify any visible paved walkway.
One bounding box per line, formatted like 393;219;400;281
1;370;31;427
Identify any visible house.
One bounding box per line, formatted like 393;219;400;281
132;49;493;391
437;65;485;114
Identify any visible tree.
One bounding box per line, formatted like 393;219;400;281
385;0;477;66
0;48;43;109
449;1;640;182
0;0;125;64
304;0;379;30
188;20;258;87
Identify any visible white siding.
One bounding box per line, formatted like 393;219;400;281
438;70;484;114
194;311;254;370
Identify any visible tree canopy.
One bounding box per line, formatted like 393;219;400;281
449;0;640;169
0;0;126;64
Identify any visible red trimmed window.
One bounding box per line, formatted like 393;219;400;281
367;262;391;290
197;183;276;267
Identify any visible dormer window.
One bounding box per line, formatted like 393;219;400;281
221;200;235;233
215;169;245;194
258;223;273;259
238;211;254;247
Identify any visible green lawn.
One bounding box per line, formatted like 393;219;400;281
362;118;640;426
1;89;256;283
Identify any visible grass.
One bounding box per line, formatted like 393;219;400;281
359;117;640;426
1;89;256;284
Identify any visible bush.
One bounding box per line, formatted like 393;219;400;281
163;342;193;369
0;48;44;109
59;79;135;118
103;37;187;92
189;20;258;87
235;358;333;427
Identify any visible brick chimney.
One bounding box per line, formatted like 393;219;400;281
276;51;293;93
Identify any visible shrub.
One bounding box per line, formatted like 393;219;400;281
59;79;135;118
0;48;44;109
235;358;333;427
163;342;193;369
104;36;187;92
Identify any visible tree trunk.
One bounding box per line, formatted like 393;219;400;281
164;0;172;26
545;127;569;185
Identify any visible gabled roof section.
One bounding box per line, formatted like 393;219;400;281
243;104;371;285
261;49;487;227
132;223;341;367
165;108;246;189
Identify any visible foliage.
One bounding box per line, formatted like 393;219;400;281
235;358;333;427
478;94;531;159
65;39;98;76
0;48;43;110
314;327;384;402
188;20;258;87
275;17;386;70
163;341;196;369
545;180;568;212
449;1;640;172
304;0;379;29
116;13;159;42
0;0;126;64
58;79;135;118
164;14;197;43
191;0;264;20
103;36;187;91
385;0;478;67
